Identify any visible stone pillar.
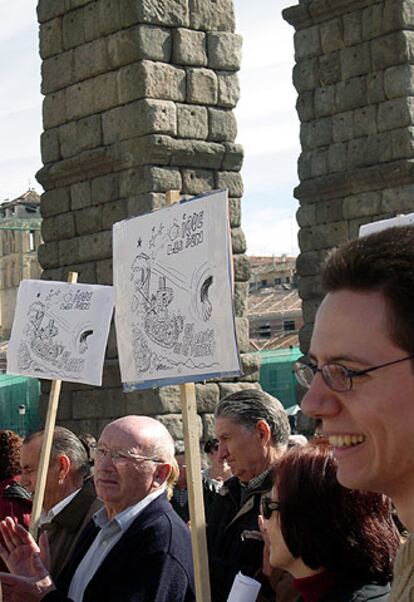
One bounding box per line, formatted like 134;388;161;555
36;0;259;437
283;0;414;351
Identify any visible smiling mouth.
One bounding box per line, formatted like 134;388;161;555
328;434;365;448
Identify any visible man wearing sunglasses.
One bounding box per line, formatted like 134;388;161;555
295;225;414;602
0;415;195;602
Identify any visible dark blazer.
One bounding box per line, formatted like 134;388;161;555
43;492;195;602
41;478;101;580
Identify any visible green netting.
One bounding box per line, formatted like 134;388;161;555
254;347;303;408
0;374;41;436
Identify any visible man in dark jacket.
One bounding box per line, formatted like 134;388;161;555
0;415;195;602
207;389;296;602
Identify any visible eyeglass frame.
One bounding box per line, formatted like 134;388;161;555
260;496;280;520
94;446;163;465
294;354;414;393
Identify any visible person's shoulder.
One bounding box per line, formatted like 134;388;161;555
338;581;391;602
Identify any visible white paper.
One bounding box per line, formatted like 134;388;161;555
7;280;114;386
227;571;261;602
113;189;241;390
359;212;414;237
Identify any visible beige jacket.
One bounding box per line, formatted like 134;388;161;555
389;534;414;602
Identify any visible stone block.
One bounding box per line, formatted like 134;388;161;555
378;97;414;132
70;180;92;210
59;115;102;158
353;106;377;137
189;0;235;32
218;382;260;400
37;0;66;22
216;172;243;197
78;230;112;262
173;28;207;66
222;143;244;171
382;183;414;212
187;68;218;105
371;32;410;71
40;188;70;218
235;316;249;353
40;128;61;164
343;11;362;46
296;204;316;227
233;254;250;282
383;0;414;32
361;4;383;40
96;258;113;285
72;389;128;420
335;76;367;112
102;199;129;229
228;197;241;227
234;281;248;316
177;104;208;139
314;199;343;223
108;25;171;68
314;85;335;117
40;17;63;58
133;0;190;27
90;173;119;206
300;118;332;150
43;90;67;129
127;192;166;217
311;149;329;177
125;387;182;415
319;51;341;86
297;273;324;300
58;237;80;265
298;221;348;253
364;132;392;165
320;18;344;53
69;261;97;284
301;298;320;325
171;140;225;169
74;206;103;235
181;168;215;194
120;166;182;196
231;227;246;254
62;7;86;49
74;38;109;81
207;32;242;70
42;213;75;241
294;25;320;60
41;51;74;94
103;99;177;144
66;71;119;120
296;250;327;277
391;126;414;160
367;72;385;104
296;91;315;122
240;353;261;381
343;192;381;219
384;65;414;99
195;383;220;413
341;42;370;79
293;58;320;93
207;107;237;142
37;242;59;269
202;414;216;440
346;138;367;169
297;152;312;180
87;0;123;39
327;142;347;172
217;72;240;108
118;60;186;104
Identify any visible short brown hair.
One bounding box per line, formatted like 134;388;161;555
274;441;399;582
0;430;23;480
322;225;414;353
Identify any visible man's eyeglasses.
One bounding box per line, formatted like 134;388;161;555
260;497;280;520
294;354;414;393
95;447;163;465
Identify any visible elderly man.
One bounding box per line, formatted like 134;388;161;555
0;415;195;602
294;225;414;601
207;389;295;602
20;427;101;579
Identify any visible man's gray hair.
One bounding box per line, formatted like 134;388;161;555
215;389;290;447
24;426;89;477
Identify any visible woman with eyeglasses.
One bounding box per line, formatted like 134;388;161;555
260;441;399;602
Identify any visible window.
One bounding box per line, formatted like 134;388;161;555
29;231;35;251
283;319;296;332
260;279;268;288
257;324;271;339
274;277;281;285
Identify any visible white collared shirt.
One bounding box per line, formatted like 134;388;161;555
67;488;164;602
39;488;81;526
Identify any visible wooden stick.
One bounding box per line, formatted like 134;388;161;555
29;271;78;539
166;190;212;602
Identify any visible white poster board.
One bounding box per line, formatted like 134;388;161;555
113;189;241;390
359;212;414;237
7;280;114;386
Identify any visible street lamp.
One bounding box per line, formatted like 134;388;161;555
17;403;26;437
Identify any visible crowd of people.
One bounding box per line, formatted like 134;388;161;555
0;224;412;601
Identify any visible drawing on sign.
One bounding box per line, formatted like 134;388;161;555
114;189;241;388
8;280;114;386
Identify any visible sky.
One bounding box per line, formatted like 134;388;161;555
0;0;300;256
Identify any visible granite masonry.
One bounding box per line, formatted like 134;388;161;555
36;0;260;437
284;0;414;351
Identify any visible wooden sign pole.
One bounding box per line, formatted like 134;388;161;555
166;190;212;602
29;271;78;539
